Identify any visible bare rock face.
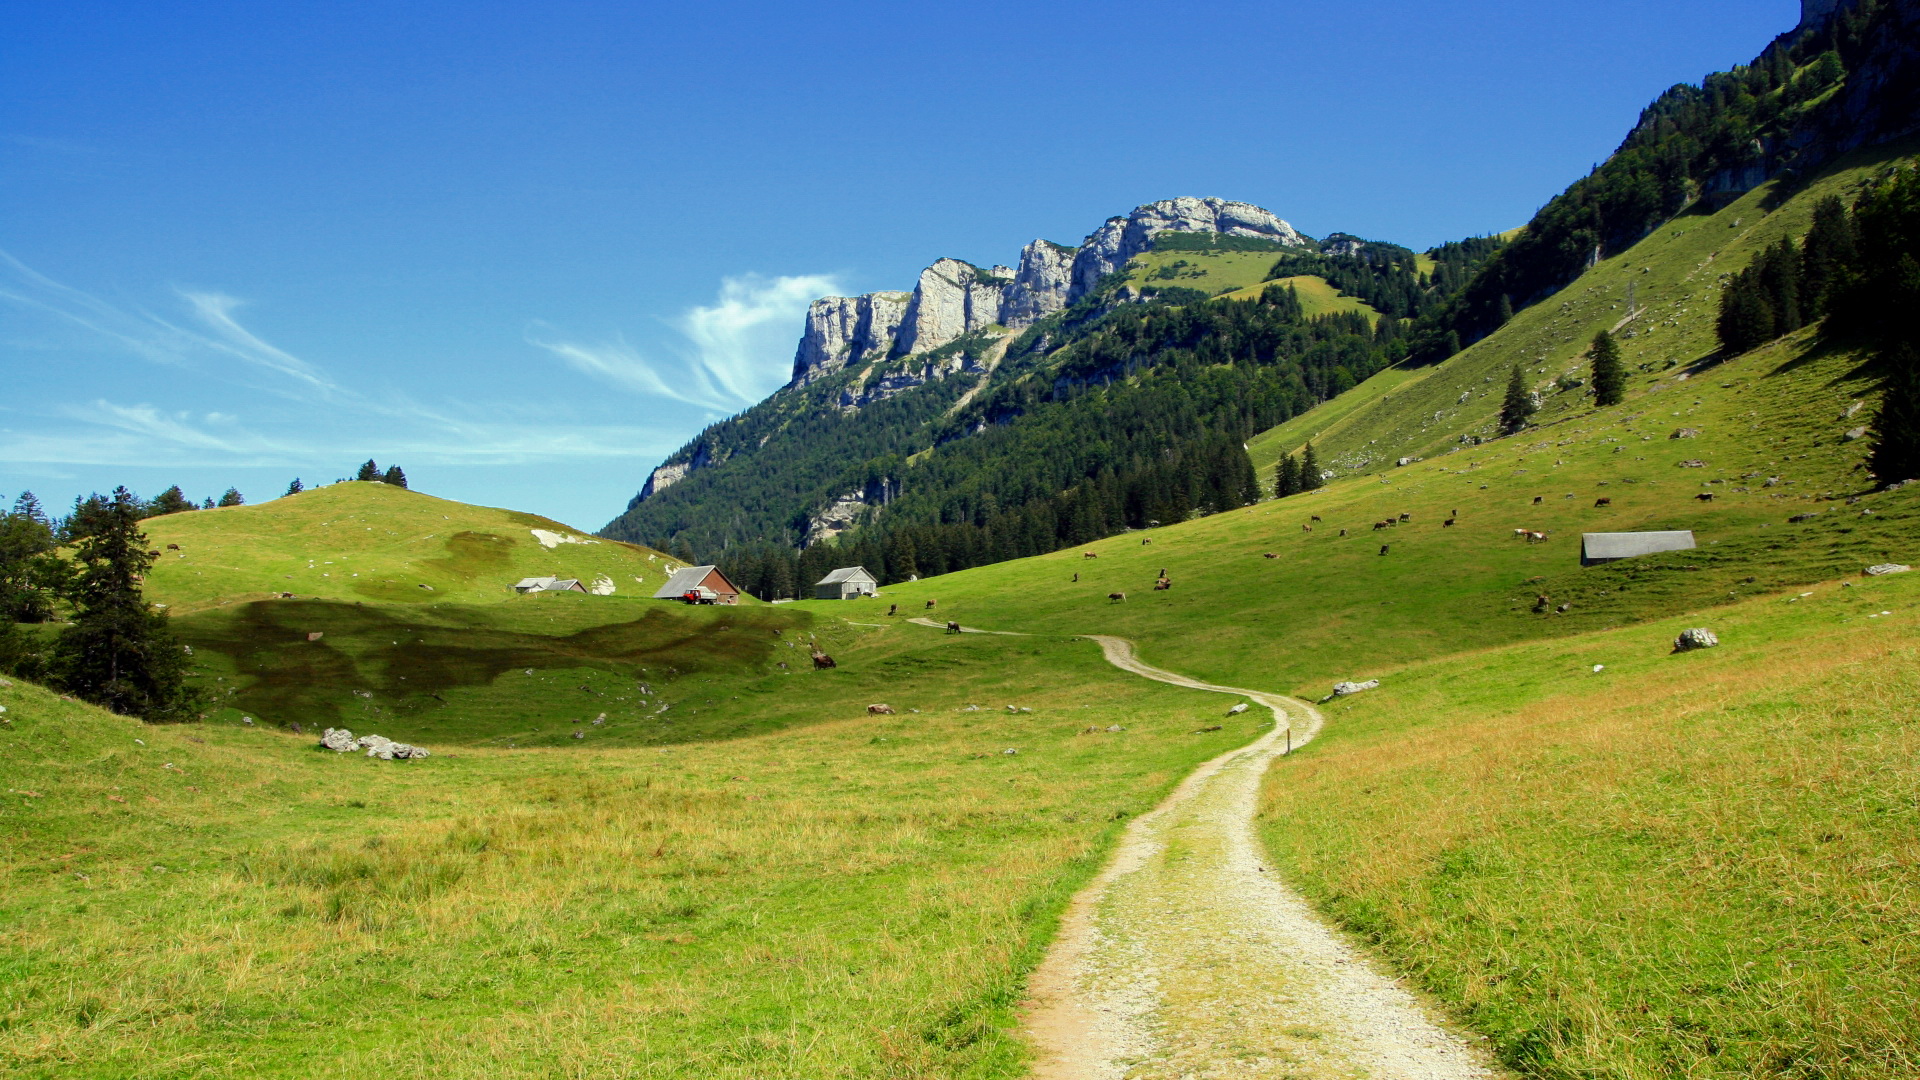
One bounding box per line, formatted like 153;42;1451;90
1673;627;1720;652
319;727;430;760
1069;197;1309;298
895;259;1014;356
1001;240;1078;327
1331;679;1380;696
638;441;713;500
790;291;912;386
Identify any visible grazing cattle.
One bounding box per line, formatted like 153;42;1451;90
166;543;180;551
1697;492;1715;501
1379;544;1390;555
1310;515;1322;522
946;620;961;634
867;704;895;715
1443;518;1457;527
1373;521;1387;531
1533;594;1551;612
1594;497;1612;507
1398;513;1411;522
811;650;837;670
1339;528;1347;537
146;549;161;557
1513;528;1529;538
1263;552;1278;559
1302;523;1312;532
1083;551;1099;559
1153;578;1171;591
1527;530;1547;543
1108;592;1127;602
1141;538;1152;545
1532;495;1544;505
924;599;937;610
887;603;898;617
1072;572;1079;582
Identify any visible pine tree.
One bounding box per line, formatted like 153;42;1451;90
381;465;408;489
1717;272;1775;354
1590;329;1627;407
61;494;114;543
1497;294;1515;324
149;486;195;517
1869;339;1920;486
1275;454;1301;498
355;459;381;482
1801;195;1856;316
217;488;244;507
1299;442;1323;490
52;488;197;721
1499;365;1536;435
284;478;304;496
1;494;64;624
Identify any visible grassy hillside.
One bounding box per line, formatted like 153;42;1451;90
1220;273;1380;319
0;628;1264;1078
1246;362;1433;472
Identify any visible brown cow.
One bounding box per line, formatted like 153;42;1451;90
1302;523;1313;532
1310;515;1322;522
946;620;961;635
811;650;837;670
1141;538;1152;545
1263;552;1278;559
166;543;180;551
924;599;937;610
1594;497;1612;507
1108;592;1126;602
1083;551;1099;559
1153;579;1171;591
867;704;895;715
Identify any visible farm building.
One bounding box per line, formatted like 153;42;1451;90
511;576;589;594
815;566;878;599
653;565;742;604
1581;530;1696;566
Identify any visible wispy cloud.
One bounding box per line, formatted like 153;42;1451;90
531;273;837;410
177;291;338;393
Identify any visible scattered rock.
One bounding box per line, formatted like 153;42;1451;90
319;727;429;760
1843;400;1864;419
1844;426;1869;441
290;722;303;734
1226;703;1249;716
572;731;585;739
1788;512;1820;523
1592;664;1605;673
1865;563;1910;576
1557;603;1572;613
1106;724;1124;733
1331;679;1380;697
1001;748;1019;755
1677;459;1707;468
1670;428;1701;439
1673;627;1720;653
306;632;324;642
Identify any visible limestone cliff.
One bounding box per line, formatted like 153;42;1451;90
893;258;1015;356
1067;197;1309;298
790;291;911;386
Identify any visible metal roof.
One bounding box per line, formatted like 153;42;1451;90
513;576;557;589
653;566;718;598
817;566;876;585
1581;530;1696;561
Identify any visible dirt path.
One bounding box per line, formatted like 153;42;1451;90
1020;635;1496;1079
905;616;1026;635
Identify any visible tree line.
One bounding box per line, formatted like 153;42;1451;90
1716;168;1920;484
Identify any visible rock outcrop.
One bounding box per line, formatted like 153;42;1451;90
1068;197;1309;297
1672;628;1721;652
319;727;430;760
790;291;912;386
1001;240;1078;326
894;259;1015;356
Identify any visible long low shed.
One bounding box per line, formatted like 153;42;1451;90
1581;530;1697;566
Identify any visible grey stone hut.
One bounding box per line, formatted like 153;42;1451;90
815;566;878;600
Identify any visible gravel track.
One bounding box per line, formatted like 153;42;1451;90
1019;635;1497;1079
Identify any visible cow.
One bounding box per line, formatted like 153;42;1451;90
1373;521;1388;531
1310;515;1322;523
811;650;837;670
887;603;898;617
1533;594;1551;613
1398;513;1411;522
1108;592;1127;602
1379;544;1390;555
1263;552;1278;559
1083;551;1099;559
1513;528;1530;538
1153;579;1171;591
1443;518;1456;527
1594;497;1612;507
146;549;161;557
1072;572;1079;582
924;599;937;610
1528;530;1547;543
1532;495;1544;505
946;620;961;634
166;543;180;551
1339;528;1347;537
867;704;895;715
1697;492;1715;501
1141;538;1152;545
1302;523;1312;532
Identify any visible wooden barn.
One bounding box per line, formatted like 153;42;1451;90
815;566;878;599
1581;530;1696;566
652;565;742;604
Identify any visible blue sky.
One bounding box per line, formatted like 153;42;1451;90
2;0;1797;530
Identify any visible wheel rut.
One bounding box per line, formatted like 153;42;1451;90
1004;632;1494;1078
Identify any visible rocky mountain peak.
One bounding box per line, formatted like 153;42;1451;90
1068;197;1310;296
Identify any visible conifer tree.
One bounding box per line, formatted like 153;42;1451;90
1300;442;1323;490
381;465;408;489
1275;454;1301;498
52;488;196;721
1590;329;1627;407
1869;340;1920;486
217;488;244;507
1;493;63;624
1499;365;1536;435
149;485;195;517
355;460;381;482
285;478;304;496
1801;195;1857;316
